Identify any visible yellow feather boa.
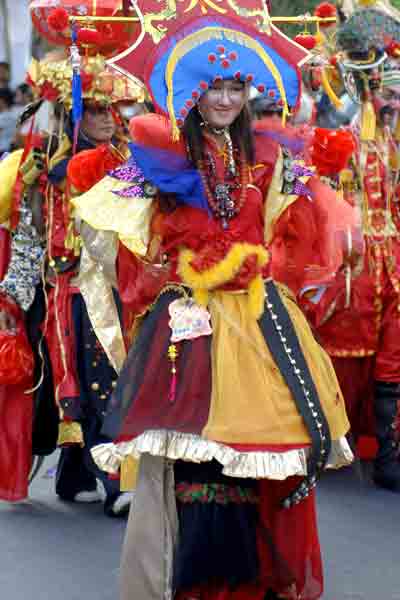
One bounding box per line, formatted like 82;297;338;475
177;243;269;319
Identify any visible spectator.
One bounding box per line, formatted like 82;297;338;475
14;83;34;107
0;88;18;155
11;83;36;149
0;62;11;91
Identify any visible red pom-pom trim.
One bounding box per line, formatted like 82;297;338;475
268;89;276;98
221;59;230;69
208;53;217;64
257;84;266;94
179;107;188;117
77;28;103;46
192;90;200;99
228;51;238;61
199;81;209;90
185;99;194;108
217;45;225;54
47;7;69;33
234;71;242;80
246;74;254;82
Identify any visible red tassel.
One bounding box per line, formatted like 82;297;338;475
167;344;179;404
168;370;177;404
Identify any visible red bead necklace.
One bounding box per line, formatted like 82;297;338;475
198;155;249;230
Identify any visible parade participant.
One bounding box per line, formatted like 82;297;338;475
0;48;142;513
73;15;354;599
300;3;400;491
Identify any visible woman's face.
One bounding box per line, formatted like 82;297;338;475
198;79;247;129
81;104;116;144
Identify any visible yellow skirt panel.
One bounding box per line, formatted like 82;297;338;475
202;287;349;445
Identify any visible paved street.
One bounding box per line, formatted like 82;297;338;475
0;459;398;600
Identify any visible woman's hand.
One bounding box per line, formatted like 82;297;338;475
0;310;16;332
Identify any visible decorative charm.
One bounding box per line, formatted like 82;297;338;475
281;149;315;196
168;298;212;342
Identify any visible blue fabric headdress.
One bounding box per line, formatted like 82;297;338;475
144;15;308;139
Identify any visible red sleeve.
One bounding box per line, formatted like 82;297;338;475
116;242;170;326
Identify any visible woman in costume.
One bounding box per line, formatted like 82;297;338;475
74;15;354;599
0;49;142;514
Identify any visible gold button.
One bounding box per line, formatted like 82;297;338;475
91;382;100;391
92;361;97;367
61;256;68;263
100;394;107;400
111;381;117;388
49;260;56;268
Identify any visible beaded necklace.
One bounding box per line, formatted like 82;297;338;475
198;149;249;230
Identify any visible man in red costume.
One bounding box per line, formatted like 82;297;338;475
300;25;400;492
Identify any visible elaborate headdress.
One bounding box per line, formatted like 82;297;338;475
142;15;310;139
26;51;144;110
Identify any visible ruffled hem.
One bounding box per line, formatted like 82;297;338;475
92;429;353;481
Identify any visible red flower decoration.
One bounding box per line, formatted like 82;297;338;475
234;71;242;80
208;53;217;64
185;99;194;108
277;99;284;107
294;34;317;50
312;128;356;176
199;81;209;90
217;45;225;54
176;118;184;127
221;59;230;69
268;89;276;98
192;90;200;99
246;74;254;82
77;28;103;46
257;84;266;93
180;107;188;117
40;81;60;102
47;7;69;33
228;51;238;61
386;39;400;58
314;2;336;27
80;71;94;92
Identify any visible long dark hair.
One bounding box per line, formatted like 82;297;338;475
182;103;255;167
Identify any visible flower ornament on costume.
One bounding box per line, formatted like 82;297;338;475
144;15;310;139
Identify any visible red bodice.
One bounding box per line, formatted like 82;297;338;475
155;137;275;287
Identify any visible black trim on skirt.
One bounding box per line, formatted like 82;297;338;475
260;281;332;508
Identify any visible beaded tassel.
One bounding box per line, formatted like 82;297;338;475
168;344;179;403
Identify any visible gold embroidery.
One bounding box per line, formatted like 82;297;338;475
142;0;177;43
184;0;227;14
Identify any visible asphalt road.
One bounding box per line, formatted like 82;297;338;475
0;459;398;600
